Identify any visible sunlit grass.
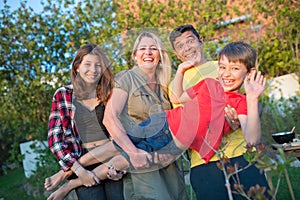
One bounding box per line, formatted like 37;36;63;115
0;168;43;200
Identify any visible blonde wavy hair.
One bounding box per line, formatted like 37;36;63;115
131;32;171;91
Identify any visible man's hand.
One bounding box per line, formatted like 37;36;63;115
177;59;198;75
225;105;240;130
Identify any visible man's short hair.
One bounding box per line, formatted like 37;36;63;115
169;24;202;50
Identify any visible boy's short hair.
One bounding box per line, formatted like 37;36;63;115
169;24;202;50
218;41;257;71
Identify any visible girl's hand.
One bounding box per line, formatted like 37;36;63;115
244;70;266;100
75;166;100;187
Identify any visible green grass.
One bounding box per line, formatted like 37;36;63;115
0;168;43;200
271;166;300;200
0;166;299;200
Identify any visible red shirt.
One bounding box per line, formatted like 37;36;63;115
166;78;246;163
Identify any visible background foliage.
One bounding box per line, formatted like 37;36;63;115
0;0;299;197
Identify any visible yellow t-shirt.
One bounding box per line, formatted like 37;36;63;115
169;61;246;168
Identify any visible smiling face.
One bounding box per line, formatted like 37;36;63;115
173;31;203;62
218;55;248;92
134;36;161;72
76;54;102;84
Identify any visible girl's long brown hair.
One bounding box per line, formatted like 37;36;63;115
71;44;113;104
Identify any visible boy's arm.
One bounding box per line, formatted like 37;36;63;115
239;71;266;145
170;60;197;104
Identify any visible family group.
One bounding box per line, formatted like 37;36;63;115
44;24;270;200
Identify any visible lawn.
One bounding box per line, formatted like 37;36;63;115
0;168;43;200
0;164;299;200
270;166;300;200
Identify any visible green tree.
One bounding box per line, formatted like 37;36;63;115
0;0;116;172
252;0;300;77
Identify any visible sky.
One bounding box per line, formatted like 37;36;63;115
0;0;43;12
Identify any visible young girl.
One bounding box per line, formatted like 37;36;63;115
45;44;124;200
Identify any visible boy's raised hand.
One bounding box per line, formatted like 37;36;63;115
244;70;267;99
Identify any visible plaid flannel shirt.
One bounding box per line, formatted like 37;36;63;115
47;85;83;171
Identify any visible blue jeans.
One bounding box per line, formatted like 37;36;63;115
74;164;124;200
128;112;173;152
75;179;124;200
75;183;106;200
103;179;124;200
113;112;182;165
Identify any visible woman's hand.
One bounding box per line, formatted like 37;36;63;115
128;149;152;169
153;152;176;167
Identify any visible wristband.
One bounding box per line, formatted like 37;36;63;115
73;165;81;173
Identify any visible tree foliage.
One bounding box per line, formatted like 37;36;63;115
0;0;117;171
252;0;300;77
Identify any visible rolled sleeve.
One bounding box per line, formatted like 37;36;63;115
47;87;82;171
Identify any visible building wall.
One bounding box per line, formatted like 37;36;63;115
113;0;271;43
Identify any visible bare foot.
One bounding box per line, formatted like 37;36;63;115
44;170;72;191
47;184;70;200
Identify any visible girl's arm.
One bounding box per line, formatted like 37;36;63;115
48;90;99;186
239;71;267;145
48;90;78;171
103;88;151;169
170;60;196;104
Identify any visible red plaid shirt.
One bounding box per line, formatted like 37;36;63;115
48;85;83;171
